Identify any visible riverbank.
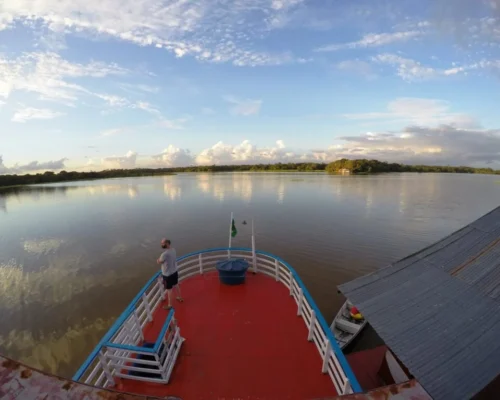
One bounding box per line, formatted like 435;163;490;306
2;158;500;189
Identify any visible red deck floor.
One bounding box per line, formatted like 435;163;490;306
118;271;338;400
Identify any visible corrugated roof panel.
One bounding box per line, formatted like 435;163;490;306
470;207;500;232
413;226;475;261
422;229;489;270
338;205;500;400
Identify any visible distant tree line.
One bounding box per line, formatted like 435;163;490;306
325;159;498;175
0;159;498;188
0;169;176;188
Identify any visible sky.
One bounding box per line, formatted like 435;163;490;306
1;0;500;173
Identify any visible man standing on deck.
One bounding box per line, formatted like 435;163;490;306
157;238;183;310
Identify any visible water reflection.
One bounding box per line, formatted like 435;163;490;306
164;181;182;201
23;238;65;255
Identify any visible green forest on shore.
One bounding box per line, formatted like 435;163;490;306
0;159;498;188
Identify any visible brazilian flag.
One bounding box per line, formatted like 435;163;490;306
231;218;238;237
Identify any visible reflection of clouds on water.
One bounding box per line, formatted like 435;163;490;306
196;174;224;202
0;186;71;212
196;173;255;203
85;184;139;199
233;174;252;203
399;177;408;214
277;179;285;204
128;187;139;198
0;316;115;376
23;238;65;255
365;185;373;216
164;182;182;201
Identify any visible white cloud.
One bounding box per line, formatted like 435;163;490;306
0;52;127;105
225;96;262;116
94;94;129;108
11;107;64;123
324;125;500;167
373;53;500;81
100;128;123;137
119;83;159;94
158;117;188;130
132;101;160;115
336;60;377;79
195;139;296;165
343;97;479;129
101;151;137;169
0;0;305;67
315;31;423;52
0;13;13;31
372;53;439;81
152;145;194;167
0;155;67;174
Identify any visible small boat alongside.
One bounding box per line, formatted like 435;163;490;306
331;300;367;350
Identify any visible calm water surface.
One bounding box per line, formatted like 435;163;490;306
1;172;499;377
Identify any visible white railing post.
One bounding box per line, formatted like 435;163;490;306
251;236;257;273
142;293;153;322
322;340;331;373
274;259;279;281
158;275;165;298
308;310;316;341
342;379;352;394
123;320;134;343
297;288;303;316
199;253;203;274
228;212;233;258
156;353;167;380
98;351;114;386
133;310;144;341
289;272;294;296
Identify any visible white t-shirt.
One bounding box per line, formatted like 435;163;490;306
159;248;177;277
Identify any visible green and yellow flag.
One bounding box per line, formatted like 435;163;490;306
231;218;238;237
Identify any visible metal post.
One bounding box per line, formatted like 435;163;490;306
158;275;165;298
155;353;167;381
274;259;279;281
199;253;203;274
133;310;144;341
123;319;134;344
322;340;331;373
308;310;316;341
142;293;153;322
342;379;352;394
297;288;303;316
228;212;233;258
98;351;114;386
251;221;257;273
289;272;294;296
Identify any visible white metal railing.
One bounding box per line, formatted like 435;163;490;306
73;274;184;388
74;247;361;395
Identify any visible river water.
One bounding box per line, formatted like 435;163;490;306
1;172;499;377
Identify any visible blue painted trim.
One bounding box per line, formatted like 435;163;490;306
72;272;161;380
74;246;362;393
153;309;175;352
104;342;156;353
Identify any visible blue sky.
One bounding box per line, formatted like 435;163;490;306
1;0;500;173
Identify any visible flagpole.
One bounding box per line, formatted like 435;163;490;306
228;212;233;258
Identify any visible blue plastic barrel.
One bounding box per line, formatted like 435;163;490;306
215;258;250;285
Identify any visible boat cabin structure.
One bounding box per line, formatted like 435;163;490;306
338;206;500;399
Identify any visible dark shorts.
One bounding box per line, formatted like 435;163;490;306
163;271;179;290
